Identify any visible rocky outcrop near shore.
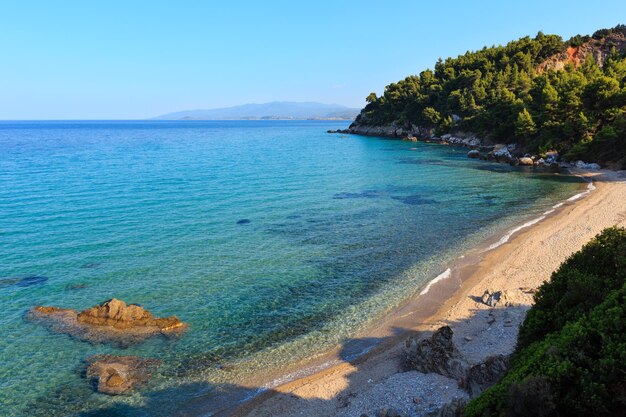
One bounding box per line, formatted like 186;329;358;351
404;326;469;382
334;122;436;140
404;326;510;398
85;354;161;395
332;121;500;157
27;298;187;347
331;122;606;170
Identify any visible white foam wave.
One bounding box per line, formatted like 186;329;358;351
567;181;596;202
486;180;595;252
420;268;452;295
567;192;586;201
486;215;546;251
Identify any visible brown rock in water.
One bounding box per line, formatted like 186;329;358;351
27;299;187;347
77;298;184;331
85;354;161;395
404;326;468;381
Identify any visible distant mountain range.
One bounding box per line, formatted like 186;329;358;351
153;101;360;120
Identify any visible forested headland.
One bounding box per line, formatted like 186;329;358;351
352;25;626;167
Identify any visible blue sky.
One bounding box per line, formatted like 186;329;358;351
1;0;624;119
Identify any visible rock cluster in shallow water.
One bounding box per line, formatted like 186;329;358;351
85;354;161;395
28;298;187;347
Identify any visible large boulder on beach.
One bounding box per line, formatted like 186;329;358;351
27;299;187;347
480;289;510;308
404;326;468;381
465;355;509;397
86;354;161;395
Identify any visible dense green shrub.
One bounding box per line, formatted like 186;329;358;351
518;226;626;348
464;227;626;417
465;283;626;417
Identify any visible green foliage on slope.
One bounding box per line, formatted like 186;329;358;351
356;26;626;166
464;227;626;417
518;226;626;349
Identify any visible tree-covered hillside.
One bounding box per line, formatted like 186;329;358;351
354;26;626;167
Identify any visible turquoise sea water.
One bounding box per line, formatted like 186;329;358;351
0;121;583;416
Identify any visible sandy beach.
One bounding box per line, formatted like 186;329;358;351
229;169;626;417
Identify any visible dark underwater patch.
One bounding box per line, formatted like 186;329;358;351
396;157;446;165
333;190;386;199
391;194;437;205
80;262;101;269
0;275;49;288
236;219;251;225
480;195;499;205
467;163;515;173
65;283;88;291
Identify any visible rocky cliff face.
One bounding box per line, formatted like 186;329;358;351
537;33;626;72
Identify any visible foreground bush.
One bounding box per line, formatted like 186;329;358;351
518;226;626;349
465;227;626;417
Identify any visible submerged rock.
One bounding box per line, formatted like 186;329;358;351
85;354;161;395
404;326;468;381
467;150;481;159
27;298;187;347
237;219;251;225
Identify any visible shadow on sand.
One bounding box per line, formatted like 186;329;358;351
28;304;530;417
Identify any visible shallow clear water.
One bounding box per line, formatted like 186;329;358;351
0;121;583;416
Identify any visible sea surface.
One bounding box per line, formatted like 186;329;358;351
0;120;583;416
